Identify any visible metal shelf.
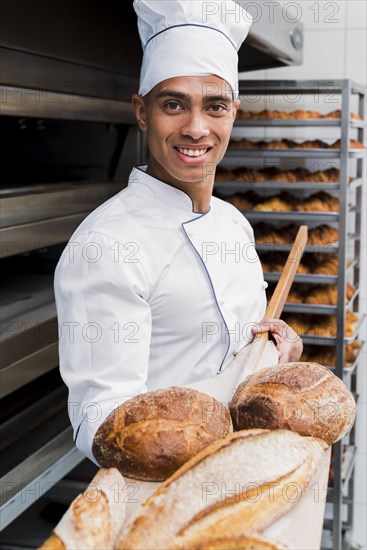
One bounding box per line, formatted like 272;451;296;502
216;180;342;192
263;259;357;286
264;272;337;284
243;211;339;223
256;243;339;254
215;177;363;193
226;148;365;159
238;79;366;95
234;118;364;128
282;303;337;315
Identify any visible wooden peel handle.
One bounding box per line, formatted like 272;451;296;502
237;225;308;379
265;224;308;319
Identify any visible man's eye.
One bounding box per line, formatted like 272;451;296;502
165;102;182;110
209;104;227;113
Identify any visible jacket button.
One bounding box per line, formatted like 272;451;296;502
233;219;239;224
262;281;268;289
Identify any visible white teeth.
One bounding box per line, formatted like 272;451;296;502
177;147;208;157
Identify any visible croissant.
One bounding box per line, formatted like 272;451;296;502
345;340;361;363
225;193;254;210
323;109;362;120
305;285;337;305
330;139;365;149
254;192;294;212
296;262;310;274
308;225;339;245
225;166;342;184
215;168;234;181
281;315;309;335
287;288;304;303
296;192;339;212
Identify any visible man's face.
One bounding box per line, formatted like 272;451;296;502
132;75;239;189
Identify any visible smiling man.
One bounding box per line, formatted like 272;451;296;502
54;0;302;465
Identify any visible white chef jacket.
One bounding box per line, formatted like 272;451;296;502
54;166;267;464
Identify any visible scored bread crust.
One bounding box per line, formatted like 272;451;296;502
229;362;356;445
189;534;285;549
116;429;327;550
39;468;126;550
92;387;232;481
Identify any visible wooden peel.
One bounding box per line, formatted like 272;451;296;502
237;224;308;378
40;224;329;550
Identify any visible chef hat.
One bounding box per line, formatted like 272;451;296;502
133;0;252;99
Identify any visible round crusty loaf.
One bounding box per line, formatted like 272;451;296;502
229;362;356;445
92;386;232;481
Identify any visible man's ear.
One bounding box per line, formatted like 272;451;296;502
232;98;241;122
132;94;148;132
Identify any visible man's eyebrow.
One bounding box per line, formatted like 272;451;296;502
203;95;232;104
155;90;191;102
155;91;233;105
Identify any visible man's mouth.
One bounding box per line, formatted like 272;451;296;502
175;147;211;158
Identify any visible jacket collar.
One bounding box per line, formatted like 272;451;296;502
128;165;211;218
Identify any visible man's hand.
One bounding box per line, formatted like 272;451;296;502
251;317;303;363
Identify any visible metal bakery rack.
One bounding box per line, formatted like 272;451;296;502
216;79;366;550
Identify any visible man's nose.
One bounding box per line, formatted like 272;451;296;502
181;112;210;140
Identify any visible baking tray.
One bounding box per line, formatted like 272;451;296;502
225;148;365;159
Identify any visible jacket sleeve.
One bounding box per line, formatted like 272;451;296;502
54;230;152;464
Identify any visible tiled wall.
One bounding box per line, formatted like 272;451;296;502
239;1;367;546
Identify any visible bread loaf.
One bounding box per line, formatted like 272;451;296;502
39;468;126;549
229;363;356;445
115;429;327;550
92;387;232;481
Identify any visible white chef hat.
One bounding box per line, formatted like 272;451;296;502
133;0;252;99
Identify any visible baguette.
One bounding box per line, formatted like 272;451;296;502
116;429;327;550
39;468;126;549
229;362;356;445
189;534;285;549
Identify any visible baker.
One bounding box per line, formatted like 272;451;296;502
54;0;303;465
